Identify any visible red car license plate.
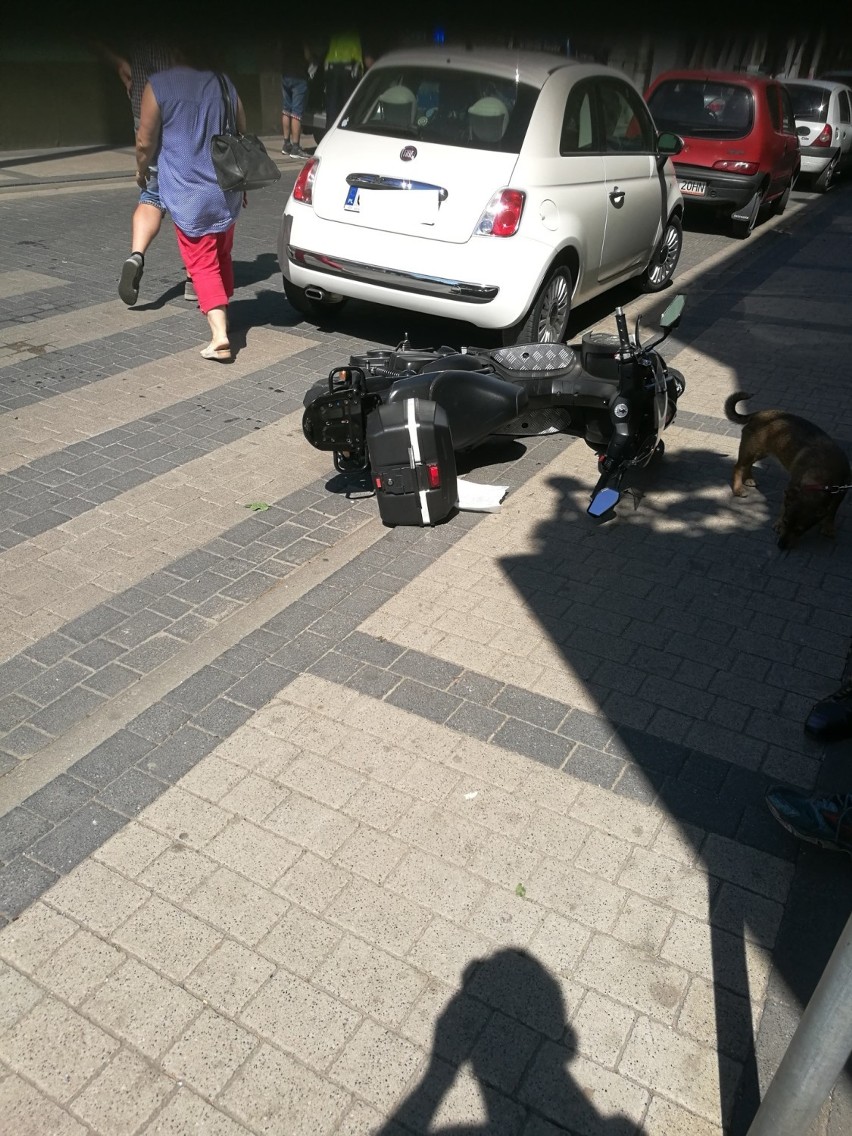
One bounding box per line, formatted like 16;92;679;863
680;180;707;197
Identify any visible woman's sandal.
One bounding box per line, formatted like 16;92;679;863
200;344;233;363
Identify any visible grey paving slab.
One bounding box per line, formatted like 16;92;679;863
1;157;852;1136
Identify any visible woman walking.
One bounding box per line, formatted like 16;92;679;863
135;50;245;361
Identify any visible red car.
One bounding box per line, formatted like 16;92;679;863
645;70;800;238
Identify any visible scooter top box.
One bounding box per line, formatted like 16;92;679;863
366;398;458;527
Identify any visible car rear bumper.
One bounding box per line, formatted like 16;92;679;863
673;163;764;209
277;208;556;329
799;147;839;174
287;244;500;304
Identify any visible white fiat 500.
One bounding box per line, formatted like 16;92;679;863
278;47;684;344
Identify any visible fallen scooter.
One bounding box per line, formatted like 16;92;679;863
301;294;687;525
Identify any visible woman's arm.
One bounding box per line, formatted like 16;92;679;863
135;82;162;187
235;95;247;135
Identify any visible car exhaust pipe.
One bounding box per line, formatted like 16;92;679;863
305;286;326;302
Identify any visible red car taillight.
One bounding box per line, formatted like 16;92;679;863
474;189;526;237
813;124;833;148
712;160;759;176
292;158;319;204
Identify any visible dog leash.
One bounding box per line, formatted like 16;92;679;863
802;483;852;494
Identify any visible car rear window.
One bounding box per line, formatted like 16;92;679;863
648;79;754;139
785;84;830;122
338;66;539;153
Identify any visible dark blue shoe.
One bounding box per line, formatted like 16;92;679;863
765;786;852;854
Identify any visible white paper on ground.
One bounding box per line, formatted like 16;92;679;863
456;478;509;512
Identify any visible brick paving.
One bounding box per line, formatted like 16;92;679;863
0;143;851;1134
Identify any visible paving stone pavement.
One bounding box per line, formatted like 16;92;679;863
1;145;851;1135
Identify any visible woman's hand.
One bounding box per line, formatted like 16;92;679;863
136;169;148;190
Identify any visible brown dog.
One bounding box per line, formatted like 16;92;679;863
724;391;850;550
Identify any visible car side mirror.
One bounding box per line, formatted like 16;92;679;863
657;130;684;156
659;293;685;330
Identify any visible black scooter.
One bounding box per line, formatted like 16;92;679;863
301;294;687;525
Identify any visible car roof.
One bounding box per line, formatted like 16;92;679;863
369;46;596;88
784;77;851;90
650;69;774;88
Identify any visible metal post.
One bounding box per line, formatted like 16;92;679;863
748;911;852;1136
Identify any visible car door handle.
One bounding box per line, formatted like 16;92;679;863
609;188;626;207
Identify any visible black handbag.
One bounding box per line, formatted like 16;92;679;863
210;73;281;193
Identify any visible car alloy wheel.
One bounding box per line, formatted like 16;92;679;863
814;155;838;193
640;216;682;293
534;269;571;342
504;266;573;346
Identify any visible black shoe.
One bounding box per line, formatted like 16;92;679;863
119;253;144;306
804;676;852;742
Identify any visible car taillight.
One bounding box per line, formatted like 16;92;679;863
292;158;319;204
474;189;525;237
712;160;759;175
813;124;833;147
426;462;441;489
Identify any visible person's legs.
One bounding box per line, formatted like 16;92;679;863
119;187;167;305
281;77;293;153
130;201;164;256
173;226;231;358
289;79;309;157
216;225;235;300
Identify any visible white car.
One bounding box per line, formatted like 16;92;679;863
783;78;852;192
278;47;684;344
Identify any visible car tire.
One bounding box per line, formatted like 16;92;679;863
814;155;838;193
283;279;347;320
771;176;794;216
638;215;682;293
502;266;572;346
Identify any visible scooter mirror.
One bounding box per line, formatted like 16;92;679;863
659;294;685;330
587;487;621;516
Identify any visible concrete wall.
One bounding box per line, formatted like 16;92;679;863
0;29;841;151
0;39;279;151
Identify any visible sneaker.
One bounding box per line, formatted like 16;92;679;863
804;676;852;742
281;141;291;155
289;144;310;160
184;278;198;303
118;252;144;306
765;786;852;854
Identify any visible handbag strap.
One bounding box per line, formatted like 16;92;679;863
215;72;237;136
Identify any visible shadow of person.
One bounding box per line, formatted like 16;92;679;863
378;949;646;1135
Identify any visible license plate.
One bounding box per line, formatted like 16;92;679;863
345;187;439;226
679;180;707;197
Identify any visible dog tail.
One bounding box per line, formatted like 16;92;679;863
724;391;753;424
